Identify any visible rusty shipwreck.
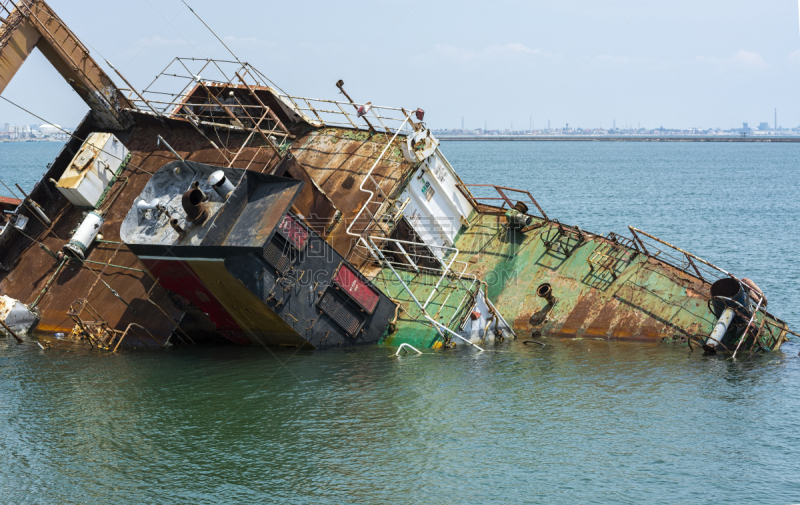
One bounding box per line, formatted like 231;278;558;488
0;0;793;354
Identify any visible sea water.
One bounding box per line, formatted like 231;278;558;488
0;141;798;504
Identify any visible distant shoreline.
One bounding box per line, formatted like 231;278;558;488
437;135;800;142
0;139;68;143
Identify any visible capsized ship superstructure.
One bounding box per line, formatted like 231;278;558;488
120;160;400;349
0;0;792;353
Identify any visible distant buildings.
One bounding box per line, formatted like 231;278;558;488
0;122;69;141
431;121;800;138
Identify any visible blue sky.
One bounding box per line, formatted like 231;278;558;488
2;0;800;130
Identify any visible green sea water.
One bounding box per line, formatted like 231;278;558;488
1;141;799;504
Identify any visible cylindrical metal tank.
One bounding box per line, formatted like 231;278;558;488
709;277;749;317
707;277;751;349
63;211;103;259
208;170;235;200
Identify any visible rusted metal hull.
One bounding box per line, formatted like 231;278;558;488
378;211;788;352
0;0;790;353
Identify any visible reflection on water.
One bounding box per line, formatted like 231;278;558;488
1;339;799;504
1;142;800;504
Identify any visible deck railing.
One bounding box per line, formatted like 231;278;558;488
627;227;729;284
457;184;548;221
122;58;417;137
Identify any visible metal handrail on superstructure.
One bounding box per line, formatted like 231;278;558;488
275;93;416;134
628;226;730;283
626;226;789;347
127;58;417;137
457;184;549;221
368;234;480;335
345;112;414;240
367;236;484;351
368;236;477;304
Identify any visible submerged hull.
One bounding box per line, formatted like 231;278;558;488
0;0;791;353
377;212;788;352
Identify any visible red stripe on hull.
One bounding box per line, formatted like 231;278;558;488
141;257;250;344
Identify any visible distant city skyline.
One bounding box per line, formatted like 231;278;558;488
442;117;794;132
1;0;800;130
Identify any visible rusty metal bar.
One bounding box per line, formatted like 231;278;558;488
144;279;195;343
459;184;548;220
29;258;67;309
226;97;282;158
112;326;130;352
748;315;769;355
289;106;405;125
369;106;392;133
286;93;409;113
180;116;232;165
14;183;51;227
196;81;244;128
174;58;215;114
170;115;291;139
142;96;265;117
129;323;163;348
133;97;271;111
196;81;283;159
335;102;359;129
105;61;156;115
228;109;270;168
520;190;548;221
83;242;123;303
629;227;731;277
732;295;764;359
684;254;705;282
494;188;515;209
302;97;325;125
81;259;144;273
233;71;292;136
147;297;194;345
0;317;22;343
335;80;374;132
209;58;236;85
628;227;652;257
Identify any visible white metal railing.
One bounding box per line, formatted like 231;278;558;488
370;234;479;330
332;108;483;348
367;236;476;300
395;343;422;356
125;58;418;137
275;93;417;135
366;236;483;351
344;112;414;241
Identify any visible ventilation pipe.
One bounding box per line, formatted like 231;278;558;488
208;170;235;200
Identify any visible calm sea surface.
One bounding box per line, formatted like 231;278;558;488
1;141;799;504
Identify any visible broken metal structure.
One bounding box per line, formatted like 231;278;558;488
0;0;792;354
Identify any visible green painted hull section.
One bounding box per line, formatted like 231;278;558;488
374;268;473;349
376;213;788;351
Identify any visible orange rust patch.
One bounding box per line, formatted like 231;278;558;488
552;291;597;337
582;300;620;338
